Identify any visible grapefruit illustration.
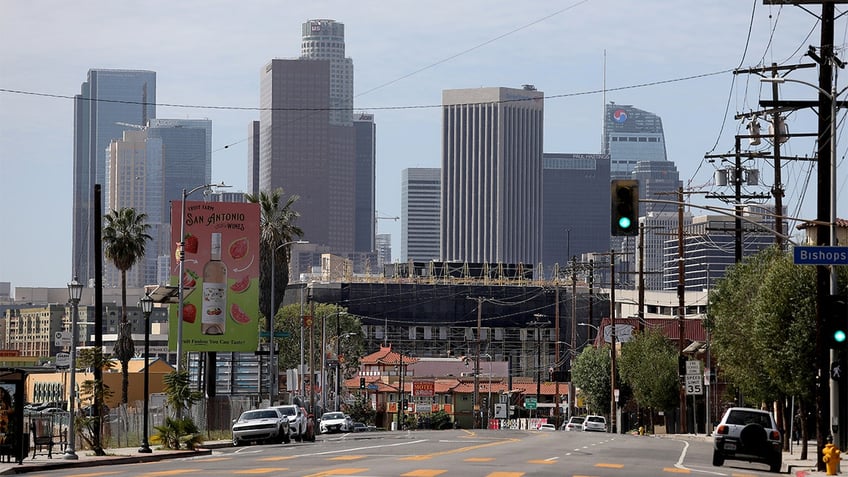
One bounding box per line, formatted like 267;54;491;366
230;275;250;293
228;237;249;260
230;303;251;324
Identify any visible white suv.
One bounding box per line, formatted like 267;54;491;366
272;405;308;441
713;407;782;473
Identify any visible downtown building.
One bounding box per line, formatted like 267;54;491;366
259;19;375;266
73;69;156;285
441;87;544;267
401;168;441;262
104;120;211;288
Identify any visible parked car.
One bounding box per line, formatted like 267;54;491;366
583;415;607;432
713;407;782;473
351;422;367;432
320;412;350;434
562;416;585;431
538;423;557;431
271;405;308;441
231;408;290;446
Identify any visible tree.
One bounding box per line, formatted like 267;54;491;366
75;347;115;456
102;207;152;405
245;188;302;322
571;345;612;415
617;329;678;415
152;370;204;450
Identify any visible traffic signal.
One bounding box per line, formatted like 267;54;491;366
359;377;366;389
826;295;848;348
611;180;639;236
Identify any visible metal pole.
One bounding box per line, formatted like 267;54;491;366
475;297;482;429
610;250;617;433
335;315;341;412
64;279;81;460
139;294;152;454
177;188;187;373
270;250;276;405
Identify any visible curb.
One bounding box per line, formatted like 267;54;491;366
0;448;215;475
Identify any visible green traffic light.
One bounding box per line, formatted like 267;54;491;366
618;217;632;230
835;329;847;343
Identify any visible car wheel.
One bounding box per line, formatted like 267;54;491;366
712;450;724;467
768;453;782;473
740;423;767;452
232;436;243;447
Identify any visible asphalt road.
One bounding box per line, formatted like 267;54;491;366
29;429;784;477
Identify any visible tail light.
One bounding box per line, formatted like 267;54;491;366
716;425;729;435
769;430;780;441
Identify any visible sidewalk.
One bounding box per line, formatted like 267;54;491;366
0;441;231;475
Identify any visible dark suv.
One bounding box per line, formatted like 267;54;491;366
713;407;782;473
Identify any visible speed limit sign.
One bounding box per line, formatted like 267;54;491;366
685;375;703;395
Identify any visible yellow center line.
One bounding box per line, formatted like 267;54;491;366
400;437;520;461
196;457;231;462
527;459;556;465
486;473;525;477
328;455;366;461
401;470;448;477
233;468;289;474
302;468;369;477
465;457;496;462
258;456;297;461
663;468;690;473
594;463;625;468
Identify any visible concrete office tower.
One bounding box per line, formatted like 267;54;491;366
259;59;355;251
602;103;667;179
353;114;376;253
441;87;544;266
105;129;164;288
542;153;610;271
73;69;156;285
301;19;354;126
402;168;441;262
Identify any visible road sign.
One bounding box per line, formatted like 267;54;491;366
793;246;848;265
55;352;70;369
524;397;538;409
686;360;701;375
685;375;703;395
54;331;71;347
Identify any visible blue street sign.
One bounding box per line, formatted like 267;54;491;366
793;246;848;265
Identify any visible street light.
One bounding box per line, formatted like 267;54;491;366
530;316;550;420
269;240;308;405
64;276;83;461
177;182;230;372
138;292;154;453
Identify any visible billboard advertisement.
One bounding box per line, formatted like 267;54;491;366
169;201;260;352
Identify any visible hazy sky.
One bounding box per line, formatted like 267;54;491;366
1;0;842;290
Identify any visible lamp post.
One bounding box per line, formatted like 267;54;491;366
269;240;308;405
64;277;83;460
138;292;154;454
177;182;229;372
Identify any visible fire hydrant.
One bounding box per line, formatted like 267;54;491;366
638;426;645;436
823;441;841;475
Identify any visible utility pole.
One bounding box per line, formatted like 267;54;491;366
638;222;645;332
677;187;687;434
609;250;617;433
475;297;482;429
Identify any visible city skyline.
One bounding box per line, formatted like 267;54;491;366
1;1;838;289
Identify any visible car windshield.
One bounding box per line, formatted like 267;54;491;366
275;407;295;416
322;412;345;420
587;416;604;423
242;410;277;420
570;417;584;424
726;410;772;428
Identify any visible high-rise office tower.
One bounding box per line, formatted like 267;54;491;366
73;69;156;284
541;153;610;271
353;113;376;253
632;160;682;216
602;103;667;179
441;86;544;266
402;168;441;262
146;119;211;218
247;121;260;196
259;59;355;251
301;19;354;126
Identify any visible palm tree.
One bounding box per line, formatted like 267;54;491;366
102;207;152;405
245;188;302;321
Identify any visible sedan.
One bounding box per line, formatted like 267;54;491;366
319;412;350;434
232;408;290;446
562;416;585;431
583;415;607;432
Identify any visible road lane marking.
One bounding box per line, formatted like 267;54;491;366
486;473;525;477
595;463;625;468
401;470;448;477
663;468;690;473
399;437;519;461
302;468;369;477
257;456;297;461
233;469;289;474
328;455;366;461
195;457;231;462
465;457;495;462
527;459;556;465
139;471;201;476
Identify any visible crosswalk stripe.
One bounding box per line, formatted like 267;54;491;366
594;463;624;468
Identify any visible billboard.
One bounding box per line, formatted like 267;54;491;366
169;201;260;352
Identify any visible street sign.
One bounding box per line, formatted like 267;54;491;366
259;331;291;338
54;331;71;347
55;352;70;369
793;246;848;265
524;397;538;409
686;360;701;375
685;375;703;395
